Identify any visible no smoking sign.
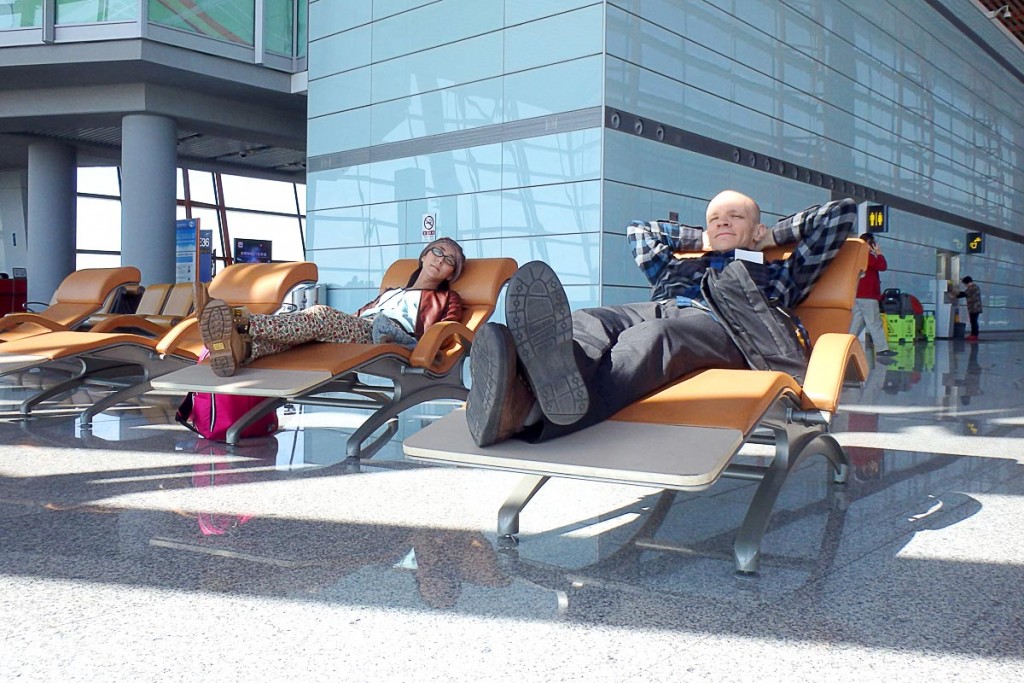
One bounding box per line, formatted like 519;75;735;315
422;213;436;241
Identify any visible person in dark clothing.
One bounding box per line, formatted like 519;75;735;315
957;276;982;340
466;191;857;447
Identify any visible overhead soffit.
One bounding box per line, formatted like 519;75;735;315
0;41;307;181
12;126;307;179
34;126;307;172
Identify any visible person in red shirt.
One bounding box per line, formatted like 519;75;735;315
849;233;896;358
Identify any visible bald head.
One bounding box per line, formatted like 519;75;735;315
705;190;766;251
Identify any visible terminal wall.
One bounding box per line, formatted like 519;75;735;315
305;0;1024;331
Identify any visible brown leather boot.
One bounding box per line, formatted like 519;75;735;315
466;323;537;447
505;260;589;425
200;299;250;377
193;281;210;318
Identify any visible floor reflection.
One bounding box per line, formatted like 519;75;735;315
1;336;1023;671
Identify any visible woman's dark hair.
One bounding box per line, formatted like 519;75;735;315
961;276;973;284
859;233;876;246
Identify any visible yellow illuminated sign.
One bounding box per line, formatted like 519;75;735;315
966;232;984;254
866;204;887;233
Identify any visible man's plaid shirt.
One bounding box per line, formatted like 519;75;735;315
627;199;858;309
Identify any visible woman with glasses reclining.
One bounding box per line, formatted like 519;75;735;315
199;237;466;377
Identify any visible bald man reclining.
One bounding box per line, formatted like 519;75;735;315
466;190;858;447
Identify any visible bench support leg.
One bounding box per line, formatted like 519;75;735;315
344;380;467;458
733;453;790;575
226;397;287;445
498;474;550;542
77;380;154;428
811;433;849;484
20;364;138;416
733;425;851;575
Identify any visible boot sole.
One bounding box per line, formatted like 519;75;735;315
200;300;239;378
505;261;588;425
466;323;516;447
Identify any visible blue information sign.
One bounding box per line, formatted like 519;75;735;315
175;219;198;283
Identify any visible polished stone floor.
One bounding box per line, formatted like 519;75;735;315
1;335;1022;681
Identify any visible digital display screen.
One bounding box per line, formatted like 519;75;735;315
234;239;272;264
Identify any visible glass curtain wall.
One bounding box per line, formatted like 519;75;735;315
76;166;305;271
1;1;307;62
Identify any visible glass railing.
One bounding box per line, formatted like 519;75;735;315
264;0;300;57
1;0;41;28
149;0;254;47
0;0;307;67
58;0;138;24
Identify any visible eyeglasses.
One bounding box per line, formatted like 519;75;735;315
429;247;458;267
